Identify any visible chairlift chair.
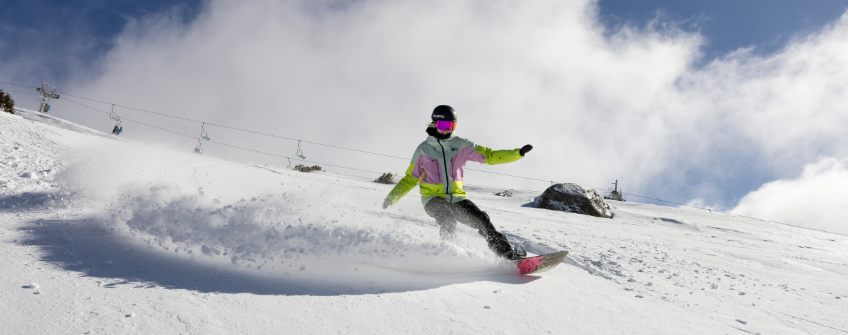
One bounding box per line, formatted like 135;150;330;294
200;122;210;140
194;139;203;154
296;140;306;159
109;105;123;135
110;104;120;121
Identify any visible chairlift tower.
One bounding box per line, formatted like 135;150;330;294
604;180;626;202
35;81;59;113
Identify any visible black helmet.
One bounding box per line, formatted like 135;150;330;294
431;105;456;122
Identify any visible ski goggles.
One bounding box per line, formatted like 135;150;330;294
435;120;457;131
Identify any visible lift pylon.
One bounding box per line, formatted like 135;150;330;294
35;81;59;113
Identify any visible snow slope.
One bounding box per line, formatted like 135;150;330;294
2;108;847;334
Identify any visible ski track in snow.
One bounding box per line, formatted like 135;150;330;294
2;108;848;334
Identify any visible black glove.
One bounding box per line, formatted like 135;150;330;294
519;144;533;156
382;198;392;209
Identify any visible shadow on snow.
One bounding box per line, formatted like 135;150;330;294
0;192;62;213
18;217;539;296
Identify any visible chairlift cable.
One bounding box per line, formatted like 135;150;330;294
37;87;590;180
0;90;39;96
53;86;605;181
61;96;385;175
0;81;40;90
43;90;411;159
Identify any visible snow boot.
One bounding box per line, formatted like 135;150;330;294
502;244;527;260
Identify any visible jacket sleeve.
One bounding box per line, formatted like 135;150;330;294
474;145;524;165
385;151;424;204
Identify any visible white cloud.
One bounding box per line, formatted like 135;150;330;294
27;0;848;217
732;158;848;235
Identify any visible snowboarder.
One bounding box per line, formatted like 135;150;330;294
381;105;533;260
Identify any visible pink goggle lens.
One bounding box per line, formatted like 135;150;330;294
436;120;457;131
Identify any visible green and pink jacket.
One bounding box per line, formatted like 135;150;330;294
386;132;524;206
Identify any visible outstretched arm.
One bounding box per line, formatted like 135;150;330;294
383;163;422;208
474;144;531;165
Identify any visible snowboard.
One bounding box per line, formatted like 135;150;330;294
512;250;569;275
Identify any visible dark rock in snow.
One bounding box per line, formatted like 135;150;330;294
537;183;612;218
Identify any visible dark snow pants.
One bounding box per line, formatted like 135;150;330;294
424;198;512;257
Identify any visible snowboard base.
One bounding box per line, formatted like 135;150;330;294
511;250;569;275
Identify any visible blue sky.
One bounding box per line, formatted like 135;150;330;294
598;0;848;61
0;0;202;83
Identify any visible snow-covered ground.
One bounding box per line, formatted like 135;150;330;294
2;108;847;334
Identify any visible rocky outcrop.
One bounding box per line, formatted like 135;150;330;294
538;183;612;218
